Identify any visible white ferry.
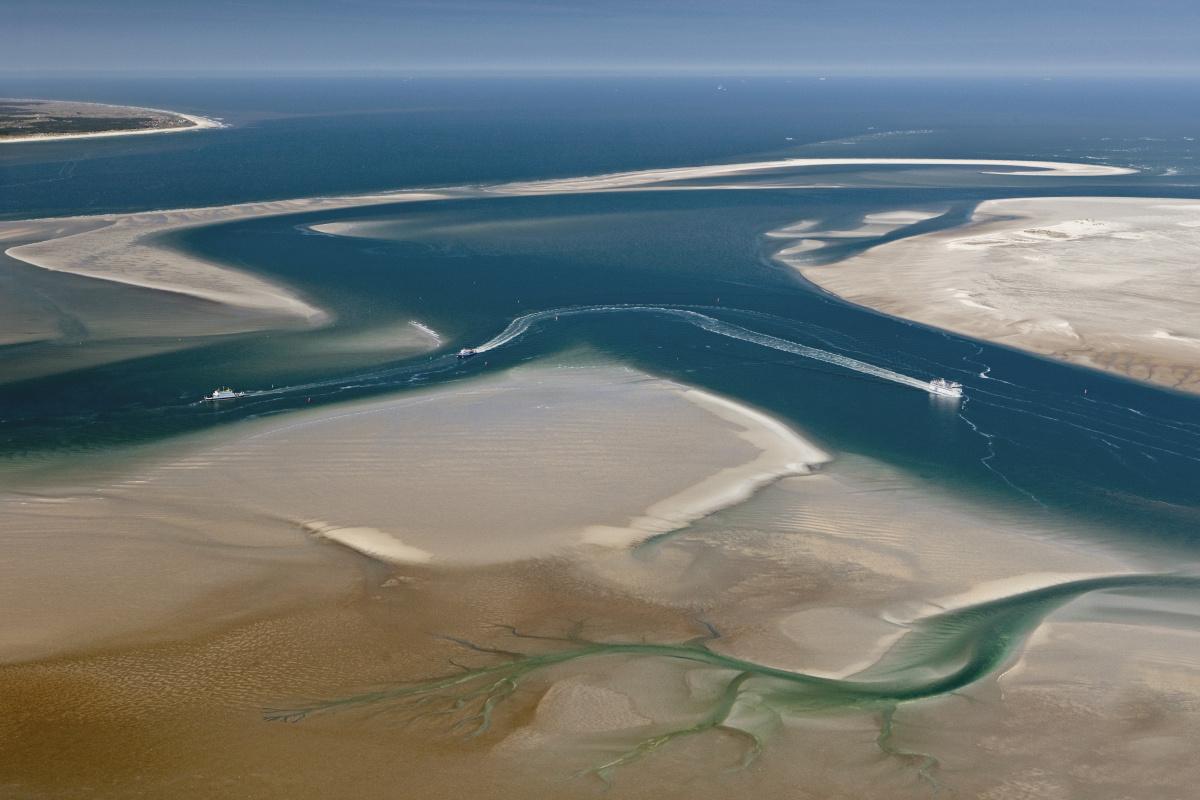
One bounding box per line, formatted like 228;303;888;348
927;378;964;398
456;348;478;359
203;387;245;401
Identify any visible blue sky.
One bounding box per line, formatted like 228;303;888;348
7;0;1200;76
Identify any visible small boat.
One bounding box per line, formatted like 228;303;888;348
927;378;964;398
456;348;478;359
203;386;245;401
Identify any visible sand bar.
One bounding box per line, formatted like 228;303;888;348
8;371;1200;798
1;192;447;334
491;157;1135;195
0;359;823;662
791;197;1200;393
2;157;1125;350
1;158;1130;381
765;206;949;258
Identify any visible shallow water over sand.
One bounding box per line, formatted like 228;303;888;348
4;78;1200;798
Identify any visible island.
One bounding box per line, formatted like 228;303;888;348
0;98;221;143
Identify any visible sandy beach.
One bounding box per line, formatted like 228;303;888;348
790;197;1200;393
765;206;949;260
0;99;224;144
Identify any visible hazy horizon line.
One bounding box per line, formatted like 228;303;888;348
5;65;1200;80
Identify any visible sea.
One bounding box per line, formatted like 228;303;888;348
2;75;1200;553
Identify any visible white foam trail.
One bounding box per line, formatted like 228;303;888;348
473;305;937;394
408;320;442;343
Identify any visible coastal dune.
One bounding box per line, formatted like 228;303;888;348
789;197;1200;393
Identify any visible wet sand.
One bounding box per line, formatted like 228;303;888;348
0;194;446;380
2;193;444;327
791;197;1200;393
5;354;1199;797
0;359;821;663
765;206;949;260
8;161;1199;798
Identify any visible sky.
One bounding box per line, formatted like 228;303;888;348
7;0;1200;77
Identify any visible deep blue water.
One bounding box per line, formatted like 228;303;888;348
2;77;1199;551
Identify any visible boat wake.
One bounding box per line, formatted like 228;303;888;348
472;304;941;394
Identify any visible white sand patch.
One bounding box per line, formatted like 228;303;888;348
863;209;946;225
768;206;948;258
301;521;433;565
493;158;1134;195
581;389;830;548
794;197;1200;393
0;359;839;661
765;220;819;237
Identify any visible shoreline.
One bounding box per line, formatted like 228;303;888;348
1;192;448;333
0;98;225;144
0;359;829;660
0;157;1131;376
788;197;1200;394
581;387;830;547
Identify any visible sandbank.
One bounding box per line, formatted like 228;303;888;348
2;157;1126;363
2;193;445;324
765;206;949;258
0;359;823;662
0;193;447;378
491;157;1135;195
790;197;1200;393
7;373;1200;798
